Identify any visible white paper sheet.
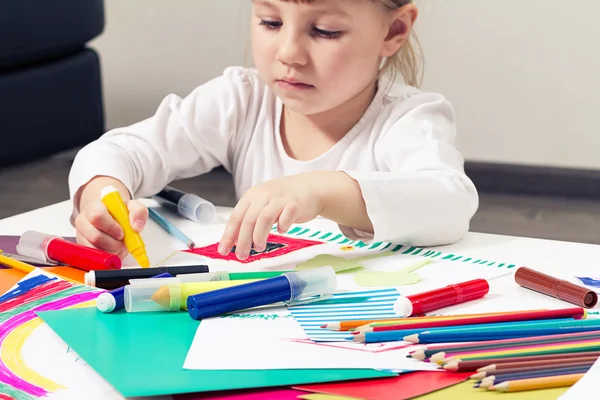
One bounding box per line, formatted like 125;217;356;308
183;308;438;372
558;355;600;399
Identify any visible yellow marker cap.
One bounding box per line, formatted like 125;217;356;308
100;185;150;268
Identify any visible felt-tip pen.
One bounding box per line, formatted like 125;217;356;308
84;264;209;290
155;185;216;223
187;266;337;320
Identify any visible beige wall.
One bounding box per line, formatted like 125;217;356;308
92;0;600;169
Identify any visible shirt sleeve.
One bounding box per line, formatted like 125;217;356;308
339;92;479;246
68;67;254;218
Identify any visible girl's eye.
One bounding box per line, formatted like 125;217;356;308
259;19;282;30
313;27;343;39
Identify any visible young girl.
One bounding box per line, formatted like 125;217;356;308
69;0;479;262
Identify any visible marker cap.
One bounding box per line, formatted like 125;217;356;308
393;297;414;318
178;193;216;224
16;230;55;263
124;277;181;312
97;293;117;313
284;266;337;305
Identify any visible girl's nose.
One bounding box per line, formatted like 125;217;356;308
275;31;308;67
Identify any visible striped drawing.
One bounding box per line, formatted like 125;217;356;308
288;288;400;342
277;226;520;270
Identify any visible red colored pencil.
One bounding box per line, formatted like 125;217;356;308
360;308;585;334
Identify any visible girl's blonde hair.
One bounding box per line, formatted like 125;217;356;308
377;0;423;87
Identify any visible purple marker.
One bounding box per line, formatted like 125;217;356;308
96;272;172;313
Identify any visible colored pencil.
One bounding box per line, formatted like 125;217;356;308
443;351;600;371
357;318;579;343
490;373;585;392
440;338;600;363
471;359;597;379
0;252;78;284
476;355;599;372
360;308;586;333
148;207;195;248
441;341;600;362
405;319;600;344
478;366;592;389
415;330;600;361
322;310;536;331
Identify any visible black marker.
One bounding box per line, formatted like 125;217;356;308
155;186;216;223
84;265;209;290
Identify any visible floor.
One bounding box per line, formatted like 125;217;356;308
2;150;600;245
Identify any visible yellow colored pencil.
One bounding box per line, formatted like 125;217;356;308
490;373;584;392
440;341;600;363
0;252;79;284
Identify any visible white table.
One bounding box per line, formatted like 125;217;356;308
2;200;600;399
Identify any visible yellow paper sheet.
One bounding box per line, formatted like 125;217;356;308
298;394;362;400
415;380;569;399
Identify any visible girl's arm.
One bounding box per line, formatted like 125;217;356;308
318;93;478;247
68;67;253;219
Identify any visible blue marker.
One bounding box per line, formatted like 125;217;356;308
97;272;172;313
187;266;337;320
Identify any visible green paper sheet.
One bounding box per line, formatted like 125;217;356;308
37;308;395;397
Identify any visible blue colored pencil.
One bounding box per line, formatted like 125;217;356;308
148;207;195;249
476;365;592;389
355;318;578;343
407;319;600;344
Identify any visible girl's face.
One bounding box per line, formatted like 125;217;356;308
251;0;391;116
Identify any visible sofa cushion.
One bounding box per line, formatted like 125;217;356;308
0;0;105;70
0;49;104;166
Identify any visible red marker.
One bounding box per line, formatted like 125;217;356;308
394;279;489;317
16;230;121;271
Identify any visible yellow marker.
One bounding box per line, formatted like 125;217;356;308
100;185;150;268
151;280;260;310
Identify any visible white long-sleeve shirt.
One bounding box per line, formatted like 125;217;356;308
69;66;479;246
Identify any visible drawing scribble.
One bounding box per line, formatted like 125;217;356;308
0;274;101;399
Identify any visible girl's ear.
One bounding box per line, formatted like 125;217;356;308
381;4;418;57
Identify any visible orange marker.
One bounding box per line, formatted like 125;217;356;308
100;186;150;268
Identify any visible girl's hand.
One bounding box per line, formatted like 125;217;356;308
218;174;323;260
75;199;148;259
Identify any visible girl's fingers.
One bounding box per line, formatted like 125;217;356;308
127;200;149;232
76;217;127;254
277;202;299;234
84;202;124;240
235;204;266;260
253;201;285;252
219;199;252;256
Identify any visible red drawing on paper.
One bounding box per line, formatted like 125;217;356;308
185;234;323;263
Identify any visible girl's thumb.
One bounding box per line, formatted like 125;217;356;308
127;200;148;232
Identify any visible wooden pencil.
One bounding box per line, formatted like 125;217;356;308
441;341;600;362
420;330;600;362
406;320;600;344
478;365;591;389
361;308;585;334
323;310;537;331
443;351;600;371
0;252;79;284
470;359;597;379
490;373;585;392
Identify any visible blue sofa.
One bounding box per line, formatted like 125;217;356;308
0;0;105;167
